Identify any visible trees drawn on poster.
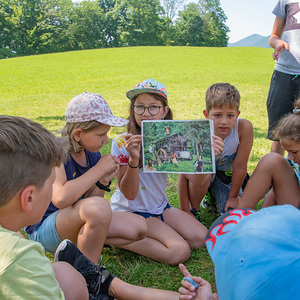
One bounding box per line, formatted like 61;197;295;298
142;120;214;174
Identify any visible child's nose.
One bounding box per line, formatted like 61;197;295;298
220;117;227;123
142;108;151;116
104;135;109;144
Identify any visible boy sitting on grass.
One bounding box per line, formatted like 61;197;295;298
178;83;253;217
0;115;89;299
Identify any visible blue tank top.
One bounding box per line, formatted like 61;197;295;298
25;150;101;234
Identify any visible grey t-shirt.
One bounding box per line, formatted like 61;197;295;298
273;0;300;75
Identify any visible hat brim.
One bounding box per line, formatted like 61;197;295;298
100;116;128;127
126;88;167;100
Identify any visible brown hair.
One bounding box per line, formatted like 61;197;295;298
126;93;173;166
0;115;65;207
205;83;240;113
273;99;300;143
127;93;173;135
59;120;103;154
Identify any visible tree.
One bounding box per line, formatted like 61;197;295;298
67;0;106;50
160;0;185;20
198;0;229;47
0;0;18;58
119;0;166;46
174;2;205;46
173;0;229;47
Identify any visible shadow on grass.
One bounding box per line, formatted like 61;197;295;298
35;116;65;121
253;126;268;139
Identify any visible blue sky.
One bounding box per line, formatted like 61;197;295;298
219;0;277;42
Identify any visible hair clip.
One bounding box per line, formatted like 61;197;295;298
293;109;300;114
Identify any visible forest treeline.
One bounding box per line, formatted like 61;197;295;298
0;0;229;58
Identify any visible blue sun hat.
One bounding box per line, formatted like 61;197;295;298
206;205;300;300
126;79;168;101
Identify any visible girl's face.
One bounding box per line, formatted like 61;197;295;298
280;138;300;164
74;124;110;152
133;93;169;127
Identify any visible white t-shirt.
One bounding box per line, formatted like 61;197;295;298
273;0;300;75
110;133;169;214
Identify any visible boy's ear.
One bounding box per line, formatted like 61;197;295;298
238;110;241;116
73;128;83;142
203;110;209;119
20;186;35;213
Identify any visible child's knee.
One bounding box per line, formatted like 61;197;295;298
166;243;191;265
260;152;286;167
82;197;112;225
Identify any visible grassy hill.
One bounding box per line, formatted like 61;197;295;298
0;46;275;292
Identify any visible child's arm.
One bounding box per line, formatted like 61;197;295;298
116;134;142;200
225;119;253;211
83;156;120;198
52;154;119;208
269;16;288;61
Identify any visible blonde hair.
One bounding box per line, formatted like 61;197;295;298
273;99;300;143
0;115;64;207
60;120;103;154
205;83;240;113
127;93;173;135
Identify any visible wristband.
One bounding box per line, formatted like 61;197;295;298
128;162;139;168
95;180;111;192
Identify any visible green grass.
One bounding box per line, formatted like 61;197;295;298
1;46;274;292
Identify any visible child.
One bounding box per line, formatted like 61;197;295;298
178;205;300;300
0;115;89;299
237;100;300;210
178;83;253;216
0;114;183;300
25;92;147;264
110;78;208;265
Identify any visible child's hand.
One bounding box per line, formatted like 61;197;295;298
273;40;289;61
97;154;120;184
125;134;142;161
225;196;240;212
212;135;224;157
178;264;214;300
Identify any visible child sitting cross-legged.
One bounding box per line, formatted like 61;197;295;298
178;83;253;217
110;79;208;265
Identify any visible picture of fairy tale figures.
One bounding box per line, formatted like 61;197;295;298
141;120;215;174
172;152;179;167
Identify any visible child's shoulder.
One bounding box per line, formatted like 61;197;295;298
0;227;45;261
238;118;253;135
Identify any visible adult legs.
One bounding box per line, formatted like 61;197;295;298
267;70;300;155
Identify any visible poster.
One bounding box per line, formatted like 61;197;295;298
141;119;215;174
